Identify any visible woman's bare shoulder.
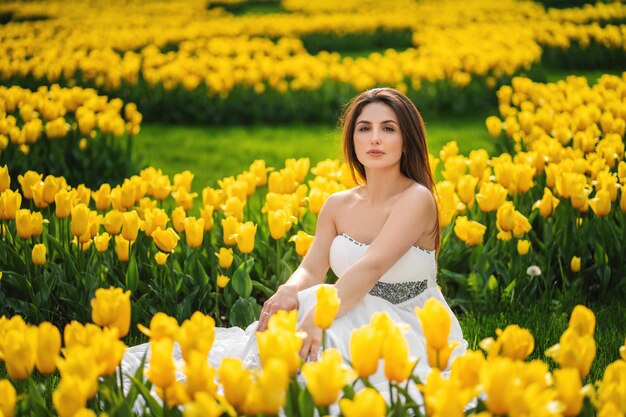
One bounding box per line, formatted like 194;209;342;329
395;181;436;212
321;187;361;212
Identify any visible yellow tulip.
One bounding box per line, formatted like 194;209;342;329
256;327;302;375
285;157;310;183
30;181;48;209
0;165;10;192
553;368;584;417
307;188;328;215
302;348;356;406
1;326;37;379
479;325;534;361
52;375;87;417
218;358;253;410
620;338;626;361
439;141;459;163
0;189;22;220
533;187;559;218
202;187;225;208
339;387;386;417
184;217;205;249
152;227;180;253
15;209;33;239
415;298;451;350
56;345;101;398
32;243;46;266
476;182;508;212
427;340;459;370
147;338;176;389
217;274;230;288
314;284;340;330
289;230;314;257
486;116;502;138
268;209;293;240
71;203;90;237
184;391;224;417
0;379;16;417
545;327;596;378
155;251;169;265
115;235;132;262
35;322;61;375
237;171;258;197
172;187;198;211
450;349;485;390
92;183;111;211
17;170;42;200
63;321;101;349
152;174;172;201
73;408;97;417
215;248;234;269
184;351;217;399
103;209;124;235
457;175;478;208
75;184;91;206
568;305;595;337
94;233;111;252
249;159;273;186
200;204;214;231
121;210;141;241
90;328;126;377
236;221;256;254
137;312;180;340
173;170;194;193
91;287;131;338
349;325;383;378
382;326;416;383
221;216;239;246
621;189;626;213
240;358;289;416
589;189;611;217
178;311;215;362
496;202;516;236
479;356;516;415
453;216;486;247
142;207;169;237
517;239;531;255
172;206;186;233
221;196;245;222
571;256;581;272
30;211;44;237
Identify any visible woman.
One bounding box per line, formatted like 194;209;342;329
122;87;466;391
254;87;466;374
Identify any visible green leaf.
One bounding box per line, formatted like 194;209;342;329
197;259;209;287
125;255;139;292
297;386;315;417
231;258;254;299
128;375;163;417
229;297;255;328
252;280;275;297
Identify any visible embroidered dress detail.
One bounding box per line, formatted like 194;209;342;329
368;280;428;304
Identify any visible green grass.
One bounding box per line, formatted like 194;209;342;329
459;295;625;383
133;109;495;194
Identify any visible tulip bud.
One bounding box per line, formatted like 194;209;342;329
571;256;581;272
32;243;46;266
94;233;111;252
36;322;61;375
236;221;257;254
184;217;205;249
155;251;169;266
215;248;234;269
0;379;16;417
314;284;340;330
217;274;230;288
517;239;531;255
71;203;90;237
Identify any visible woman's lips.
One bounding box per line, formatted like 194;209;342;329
367;150;385;156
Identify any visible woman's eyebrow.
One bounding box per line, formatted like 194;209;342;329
356;119;398;125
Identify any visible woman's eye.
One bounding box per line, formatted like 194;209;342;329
384;126;394;132
358;127;369;132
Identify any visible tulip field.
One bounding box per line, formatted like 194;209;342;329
1;0;626;416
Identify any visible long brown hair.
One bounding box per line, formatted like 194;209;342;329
340;87;440;254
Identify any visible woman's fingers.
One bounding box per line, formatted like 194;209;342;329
309;339;321;362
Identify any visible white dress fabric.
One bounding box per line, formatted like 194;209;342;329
121;233;467;396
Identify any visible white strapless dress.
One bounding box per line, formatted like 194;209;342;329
121;233;467;392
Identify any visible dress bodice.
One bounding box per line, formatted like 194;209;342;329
329;233;437;305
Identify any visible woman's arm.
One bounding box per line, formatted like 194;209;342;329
333;185;436;317
257;192;340;331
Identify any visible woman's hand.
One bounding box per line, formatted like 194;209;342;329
298;309;322;362
257;283;300;331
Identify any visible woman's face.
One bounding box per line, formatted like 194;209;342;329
354;102;403;171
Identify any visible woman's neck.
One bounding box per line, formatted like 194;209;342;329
360;168;409;205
